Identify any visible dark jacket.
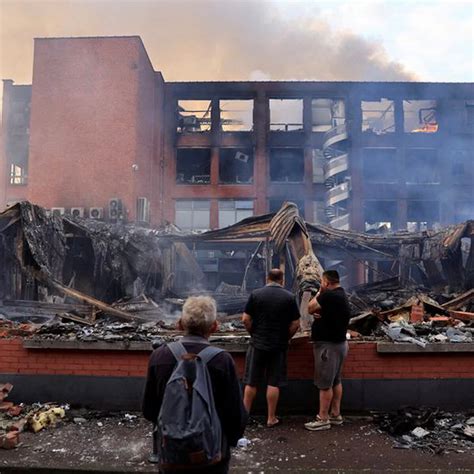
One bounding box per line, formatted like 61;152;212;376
142;335;247;459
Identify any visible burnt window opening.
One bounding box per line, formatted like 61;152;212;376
218;200;254;228
364;200;397;232
407;200;440;231
219;148;254;184
311;99;345;132
361;99;395;134
270;198;305;216
175;200;210;232
177;100;212;133
405;149;439;184
219;100;253;132
312;150;325;184
403;100;438;133
451;151;473;184
269;99;303;131
10;163;27;185
362;148;398;183
176;149;211;184
312;200;326;223
270;148;304;182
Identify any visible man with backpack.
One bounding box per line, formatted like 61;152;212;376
142;296;247;473
242;269;301;427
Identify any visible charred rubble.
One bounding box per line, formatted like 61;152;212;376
0;201;473;343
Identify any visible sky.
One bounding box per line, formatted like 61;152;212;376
0;0;473;91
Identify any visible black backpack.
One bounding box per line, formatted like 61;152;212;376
157;341;224;470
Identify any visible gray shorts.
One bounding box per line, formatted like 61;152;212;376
313;341;348;390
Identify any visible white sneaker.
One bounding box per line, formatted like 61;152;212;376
329;414;343;425
304;416;331;431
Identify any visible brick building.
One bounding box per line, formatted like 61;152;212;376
2;36;474;234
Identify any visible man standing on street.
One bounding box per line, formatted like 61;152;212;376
242;268;300;427
305;270;351;431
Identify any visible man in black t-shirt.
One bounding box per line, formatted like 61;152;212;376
304;270;351;431
242;269;300;427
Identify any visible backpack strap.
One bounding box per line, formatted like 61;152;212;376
167;341;187;362
198;346;224;365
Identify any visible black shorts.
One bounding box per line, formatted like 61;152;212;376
243;345;288;388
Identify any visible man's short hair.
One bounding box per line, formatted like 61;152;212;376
267;268;284;282
181;296;217;336
323;270;340;284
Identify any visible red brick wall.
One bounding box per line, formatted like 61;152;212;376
28;37;156;219
1;338;473;380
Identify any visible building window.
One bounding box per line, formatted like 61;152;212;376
136;197;150;223
312;99;345;132
218;200;254;228
9;164;27;185
177;100;212;133
364;200;397;232
219;100;253;132
405;149;439;184
176;149;211;184
219;148;254;184
269;99;303;131
175;200;210;231
403;100;438;133
454;202;473;223
312;200;326;223
269;148;304;182
312;150;325;184
362;148;398;183
269;198;305;216
451;151;473;184
407;201;440;230
466;101;474;129
361;99;395;134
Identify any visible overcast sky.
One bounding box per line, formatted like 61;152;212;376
0;0;473;88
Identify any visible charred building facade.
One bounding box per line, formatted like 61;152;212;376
1;36;474;286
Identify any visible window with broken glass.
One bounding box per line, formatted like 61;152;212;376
407;201;440;231
405;149;439;184
311;99;345;132
362;148;398;183
219;100;253;132
403;100;438;133
361;99;395;134
177;100;212;133
364;200;397;232
219;148;254;184
175;200;210;232
218;200;254;228
176;149;211;184
269;148;305;182
269;99;303;131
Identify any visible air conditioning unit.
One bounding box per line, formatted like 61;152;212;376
89;207;104;219
108;198;123;221
51;207;65;217
70;207;85;219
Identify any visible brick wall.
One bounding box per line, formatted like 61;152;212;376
1;338;473;380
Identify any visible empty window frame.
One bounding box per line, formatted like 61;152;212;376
269;198;305;216
175;200;211;231
176;149;211;184
407;201;440;230
269;99;303;131
9;163;27;185
312;99;345;132
364;200;397;231
270;148;304;182
312;150;325;184
362;148;398;183
219;148;254;184
403;100;438;133
451;150;473;184
361;99;395;134
313;200;326;223
177;100;212;133
219;100;253;132
218;200;254;228
405;149;439;184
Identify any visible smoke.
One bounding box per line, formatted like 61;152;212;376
1;0;417;86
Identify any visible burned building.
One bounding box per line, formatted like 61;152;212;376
1;36;474;286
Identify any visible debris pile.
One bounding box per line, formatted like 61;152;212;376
375;407;474;454
0;383;67;449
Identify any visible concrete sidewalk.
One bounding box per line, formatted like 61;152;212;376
0;414;472;473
